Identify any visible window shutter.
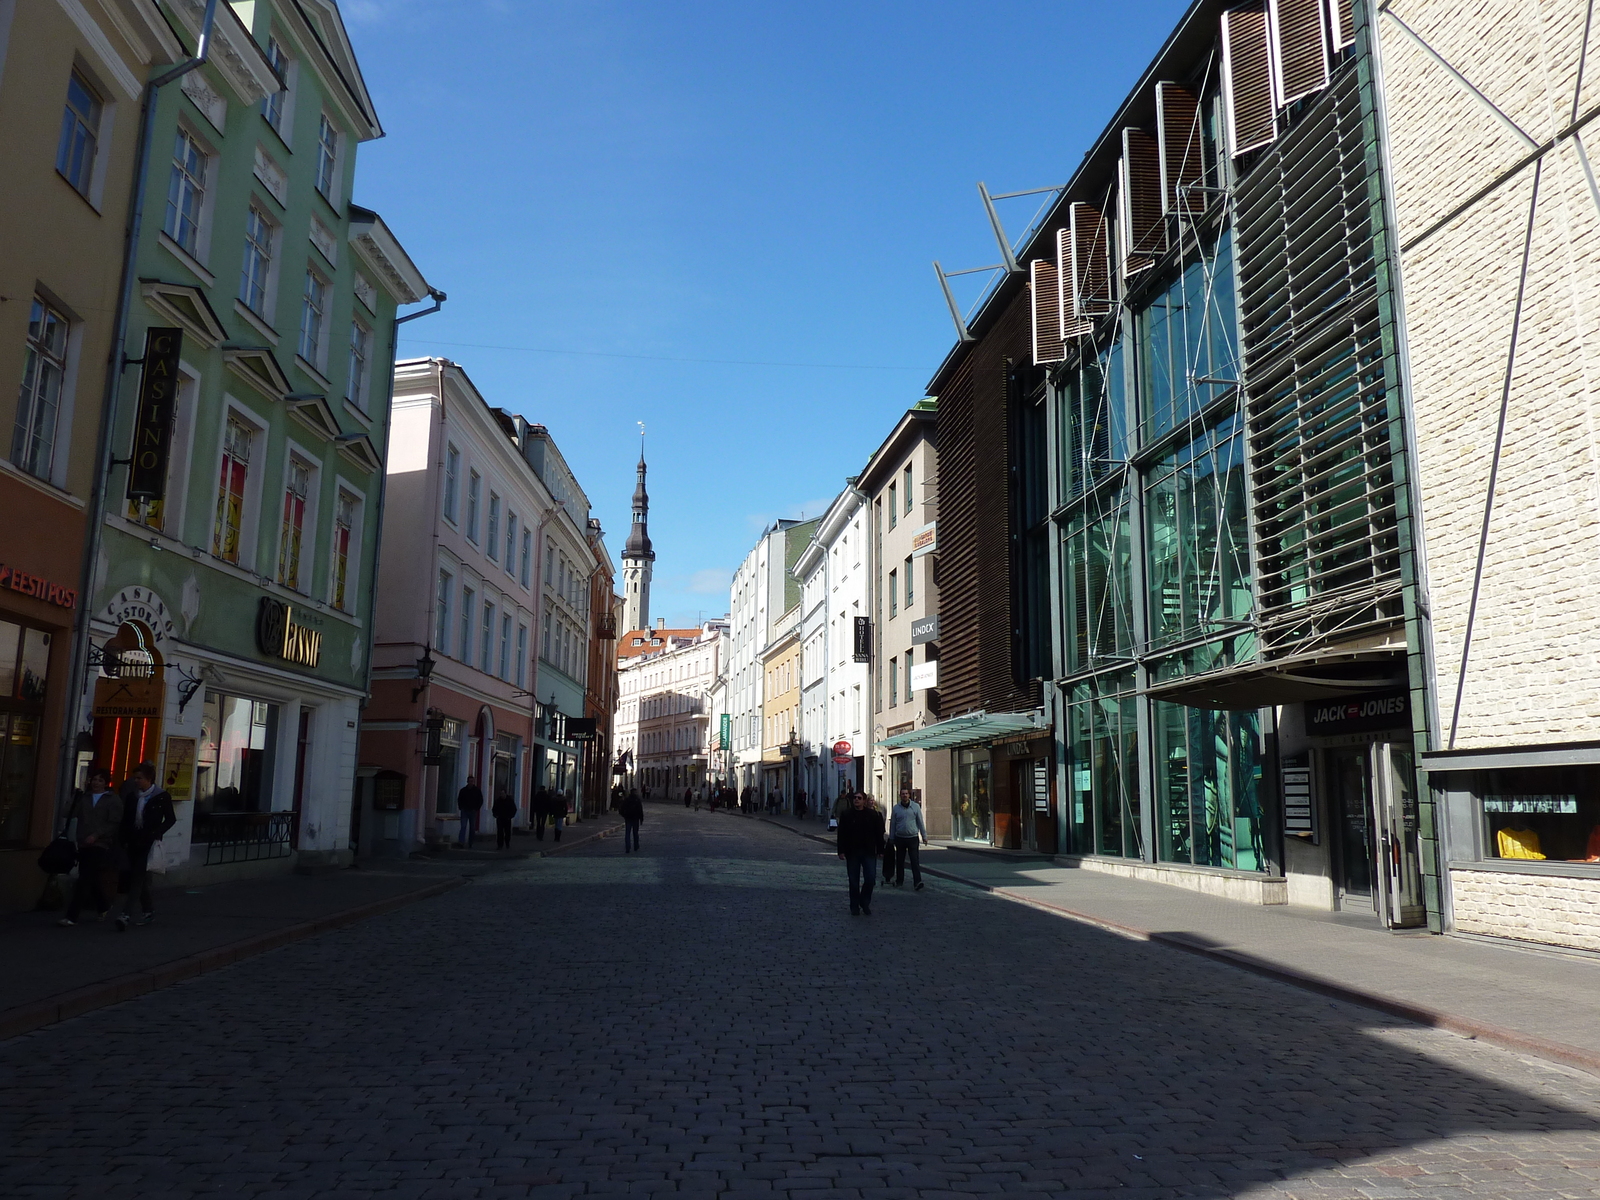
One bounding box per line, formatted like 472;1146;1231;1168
1222;3;1277;157
1328;0;1354;50
1155;82;1203;214
1119;128;1164;275
1068;202;1112;322
1055;227;1093;341
1270;0;1329;105
1031;257;1066;365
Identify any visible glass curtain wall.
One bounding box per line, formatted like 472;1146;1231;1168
1066;671;1140;857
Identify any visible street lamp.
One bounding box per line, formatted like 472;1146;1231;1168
411;645;436;702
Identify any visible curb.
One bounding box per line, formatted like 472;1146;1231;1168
757;816;1600;1079
538;819;623;855
0;875;467;1043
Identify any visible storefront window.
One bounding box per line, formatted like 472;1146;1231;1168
196;692;279;814
1152;700;1263;871
1472;767;1600;863
434;719;462;813
1068;671;1139;857
0;622;49;847
891;752;913;802
954;749;991;843
1062;485;1135;674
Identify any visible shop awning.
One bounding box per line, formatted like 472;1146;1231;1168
1145;648;1405;710
877;709;1047;752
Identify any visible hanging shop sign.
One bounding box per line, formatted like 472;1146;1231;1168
567;717;598;742
0;564;77;609
1306;689;1408;737
852;616;871;663
126;327;183;501
832;739;853;765
910;521;937;557
1033;757;1050;812
719;712;732;751
910;614;940;645
255;596;322;668
162;736;196;803
92;674;162;718
1282;756;1315;840
910;659;938;691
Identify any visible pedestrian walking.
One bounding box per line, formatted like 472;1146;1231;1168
683;787;692;809
836;791;885;916
492;789;517;849
619;790;644;852
58;768;122;927
113;761;176;930
455;775;484;848
533;787;550;840
890;792;928;890
552;791;570;841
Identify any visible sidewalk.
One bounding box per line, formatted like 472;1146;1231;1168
1;817;621;1041
763;813;1600;1075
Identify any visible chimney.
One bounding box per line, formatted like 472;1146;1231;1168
656;617;665;630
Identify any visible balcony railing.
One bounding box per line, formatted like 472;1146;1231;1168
193;810;297;866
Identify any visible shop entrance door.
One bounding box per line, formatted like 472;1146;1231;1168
1325;742;1425;928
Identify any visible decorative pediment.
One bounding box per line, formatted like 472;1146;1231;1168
309;216;338;266
253;145;288;206
167;0;278;104
223;345;290;401
139;280;228;348
337;436;383;473
287;394;341;440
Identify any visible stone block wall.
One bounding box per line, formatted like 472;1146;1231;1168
1377;1;1600;748
1449;868;1600;952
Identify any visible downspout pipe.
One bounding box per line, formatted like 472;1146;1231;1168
57;0;221;819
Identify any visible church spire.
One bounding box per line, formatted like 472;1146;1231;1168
622;427;654;633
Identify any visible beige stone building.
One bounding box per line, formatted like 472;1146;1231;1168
1373;0;1600;951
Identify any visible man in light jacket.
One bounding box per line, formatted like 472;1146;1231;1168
59;768;122;927
889;792;928;890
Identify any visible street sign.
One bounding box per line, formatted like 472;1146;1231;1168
832;740;852;765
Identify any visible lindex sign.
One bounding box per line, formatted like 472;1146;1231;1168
126;327;182;501
832;739;852;764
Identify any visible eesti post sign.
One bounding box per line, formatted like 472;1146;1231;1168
126;327;183;501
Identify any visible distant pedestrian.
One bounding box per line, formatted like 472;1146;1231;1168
880;796;896;884
619;790;644;852
533;788;551;840
553;791;571;841
58;769;122;927
795;789;807;819
683;787;692;809
836;791;885;916
492;789;517;849
113;761;176;930
456;775;484;848
890;792;928;890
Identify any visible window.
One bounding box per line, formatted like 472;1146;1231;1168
903;464;913;514
315;114;338;198
261;38;289;132
905;556;914;605
889;569;897;618
214;418;252;563
297;269;327;364
466;471;481;542
487;493;500;559
542;611;551;660
277;458;311;589
164;129;207;255
346;319;371;409
436;569;453;655
499;613;512;680
889;657;898;707
57;71;102;197
239;206;275;314
905;647;914;694
443;444;460;522
519;528;531;586
459;585;474;661
480;600;493;673
331;490;356;610
516;624;528;688
545;545;554;584
11;298;69;480
888;483;897;529
505;513;517;575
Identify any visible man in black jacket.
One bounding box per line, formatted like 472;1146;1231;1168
115;761;176;930
456;776;485;848
836;792;885;916
619;790;644;853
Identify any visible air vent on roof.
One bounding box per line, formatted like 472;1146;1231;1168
1328;0;1354;50
1067;202;1112;322
1222;2;1277;156
1119;128;1164;274
1270;0;1330;105
1030;257;1067;365
1155;82;1204;214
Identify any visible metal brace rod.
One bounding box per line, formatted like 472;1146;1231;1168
977;183;1021;275
986;184;1069;200
1381;8;1538;151
932;261;975;343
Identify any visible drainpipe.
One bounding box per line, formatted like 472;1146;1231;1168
57;0;222;820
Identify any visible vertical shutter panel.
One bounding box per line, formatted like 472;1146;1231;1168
1155;82;1203;213
1068;202;1112;321
1328;0;1354;50
1222;3;1276;156
1056;227;1094;340
1270;0;1329;105
1119;128;1164;275
1031;257;1066;365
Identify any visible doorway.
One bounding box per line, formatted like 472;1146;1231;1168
1325;740;1424;928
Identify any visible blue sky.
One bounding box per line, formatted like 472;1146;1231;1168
346;0;1190;626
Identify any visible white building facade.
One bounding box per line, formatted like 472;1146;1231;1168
726;520;806;794
614;622;726;796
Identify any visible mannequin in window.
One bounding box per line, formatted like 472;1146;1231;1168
1496;820;1546;860
1572;825;1600;863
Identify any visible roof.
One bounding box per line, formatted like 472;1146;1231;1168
617;628;703;660
857;405;936;496
348;206;431;303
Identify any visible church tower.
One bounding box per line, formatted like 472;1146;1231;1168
621;450;654;632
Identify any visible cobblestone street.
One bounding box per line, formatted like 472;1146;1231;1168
5;806;1600;1199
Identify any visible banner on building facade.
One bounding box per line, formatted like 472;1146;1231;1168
853;616;871;663
126;327;183;501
